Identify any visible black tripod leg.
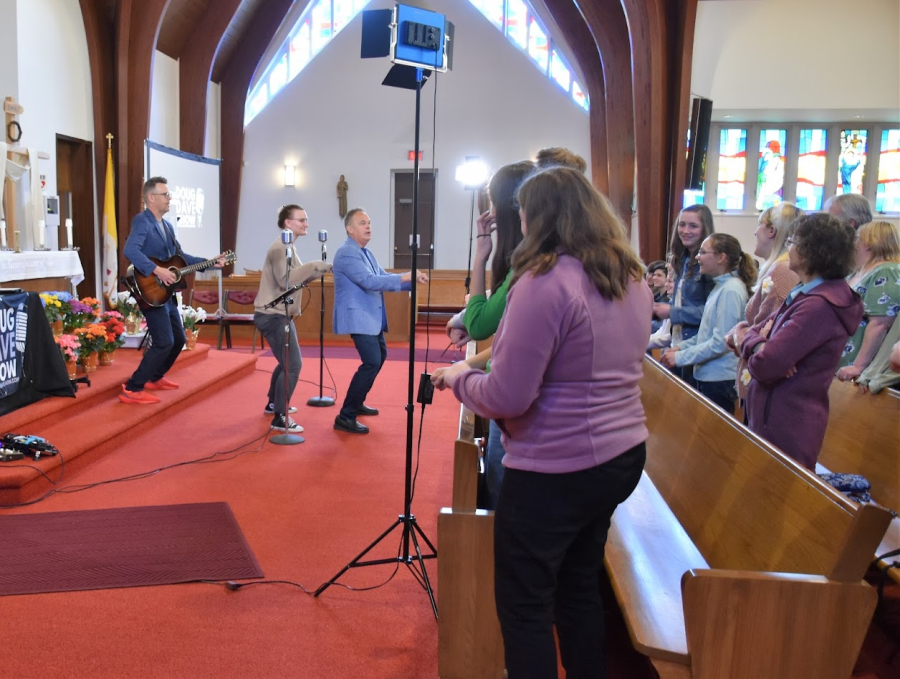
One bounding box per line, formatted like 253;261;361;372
406;523;438;619
314;517;404;597
410;516;438;557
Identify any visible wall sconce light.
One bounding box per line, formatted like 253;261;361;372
284;164;296;187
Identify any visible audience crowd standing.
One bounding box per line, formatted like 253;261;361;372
653;205;716;387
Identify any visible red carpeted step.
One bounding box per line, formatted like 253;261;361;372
0;344;213;433
0;346;257;504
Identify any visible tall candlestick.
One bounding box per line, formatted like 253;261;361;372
0;220;6;249
38;219;46;248
65;218;73;248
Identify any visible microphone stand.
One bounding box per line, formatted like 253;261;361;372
308;235;334;407
270;236;303;445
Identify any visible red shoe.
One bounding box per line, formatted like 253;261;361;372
145;377;179;390
119;385;161;404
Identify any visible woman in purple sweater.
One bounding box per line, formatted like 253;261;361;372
435;167;652;678
735;213;862;470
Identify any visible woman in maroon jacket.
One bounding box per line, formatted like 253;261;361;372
734;213;862;470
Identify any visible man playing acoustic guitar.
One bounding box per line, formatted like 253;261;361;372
120;176;227;405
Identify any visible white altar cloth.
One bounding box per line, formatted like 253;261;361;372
0;250;85;286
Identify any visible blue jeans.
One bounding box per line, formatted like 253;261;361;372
339;332;387;420
697;379;737;415
484;419;506;511
493;443;646;679
125;297;184;391
255;312;302;416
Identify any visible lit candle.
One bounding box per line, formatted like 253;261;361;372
38;219;45;248
0;220;6;249
65;218;73;248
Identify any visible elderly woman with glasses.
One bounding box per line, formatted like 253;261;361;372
733;214;863;470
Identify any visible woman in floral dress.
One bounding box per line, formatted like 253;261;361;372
836;220;900;383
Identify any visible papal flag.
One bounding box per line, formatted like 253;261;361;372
102;142;117;304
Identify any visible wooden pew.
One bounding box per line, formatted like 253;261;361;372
818;379;900;582
604;358;894;679
437;343;504;679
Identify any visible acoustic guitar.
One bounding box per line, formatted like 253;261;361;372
124;251;236;308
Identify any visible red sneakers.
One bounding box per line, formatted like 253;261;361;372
119;386;161;405
145;377;180;390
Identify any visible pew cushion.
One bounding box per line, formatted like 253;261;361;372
605;471;708;665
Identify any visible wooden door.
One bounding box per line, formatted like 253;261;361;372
56;135;96;299
393;170;435;270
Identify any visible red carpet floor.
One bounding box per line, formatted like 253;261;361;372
0;349;459;678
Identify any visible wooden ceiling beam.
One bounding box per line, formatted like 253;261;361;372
218;0;296;274
179;0;243;155
621;0;699;261
573;0;636;226
542;0;609;195
115;0;171;246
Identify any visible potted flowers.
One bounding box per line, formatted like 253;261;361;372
179;304;207;350
73;323;107;372
54;333;80;379
111;290;143;334
64;297;99;333
39;291;72;336
98;311;126;365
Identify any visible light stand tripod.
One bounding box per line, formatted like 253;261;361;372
270;229;303;446
315;66;437;617
308;229;335;407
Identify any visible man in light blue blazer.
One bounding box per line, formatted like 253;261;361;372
332;208;428;434
120;176;225;405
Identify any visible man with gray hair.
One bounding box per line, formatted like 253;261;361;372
824;193;873;231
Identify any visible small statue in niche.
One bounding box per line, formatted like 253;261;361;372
336;175;348;218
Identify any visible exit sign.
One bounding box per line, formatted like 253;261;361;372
408;151;423;161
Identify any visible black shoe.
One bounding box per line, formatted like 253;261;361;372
334;415;369;434
356;404;379;416
265;402;297;415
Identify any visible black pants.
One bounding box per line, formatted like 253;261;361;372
339;332;387;420
493;443;646;679
125;297;184;391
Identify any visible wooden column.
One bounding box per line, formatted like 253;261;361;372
620;0;699;261
541;0;609;194
218;0;296;275
178;0;243;156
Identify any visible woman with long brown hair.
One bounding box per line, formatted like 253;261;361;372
435;166;651;678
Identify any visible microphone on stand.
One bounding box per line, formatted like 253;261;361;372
318;229;328;261
282;228;293;261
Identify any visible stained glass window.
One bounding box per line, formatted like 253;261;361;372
550;50;570;92
528;17;549;72
268;54;288;98
717;129;747;211
290;21;312;79
311;1;332;55
471;0;504;29
506;0;528;50
876;129;900;213
796;129;827;211
684;185;705;209
837;129;867;195
247;84;268;124
756;129;786;211
572;81;588;111
333;0;354;34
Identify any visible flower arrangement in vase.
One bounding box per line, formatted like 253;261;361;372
39;291;72;335
54;333;80;379
64;298;100;333
111;291;143;333
179;304;207;350
98;311;127;364
73;323;107;372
